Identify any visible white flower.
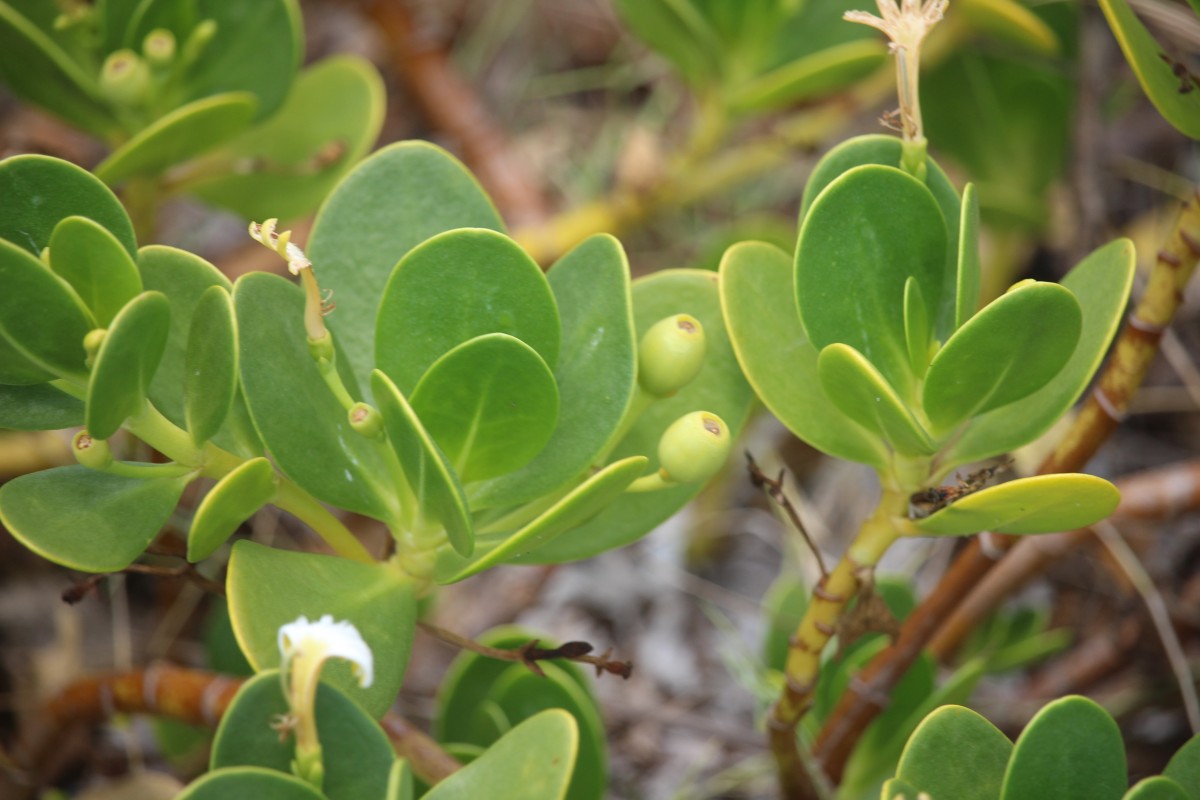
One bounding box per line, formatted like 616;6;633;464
249;218;312;274
278;614;374;688
844;0;947;54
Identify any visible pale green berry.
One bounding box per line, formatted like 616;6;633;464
99;50;151;107
638;314;706;397
348;402;383;438
143;29;177;68
657;411;730;484
72;431;112;470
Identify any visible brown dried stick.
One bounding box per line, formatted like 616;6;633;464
814;189;1200;782
417;621;633;679
21;664;461;787
365;0;550;228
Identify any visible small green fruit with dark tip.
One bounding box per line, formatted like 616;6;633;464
638;314;706;396
657;410;730;484
99;50;151;107
72;431;112;470
348;402;384;438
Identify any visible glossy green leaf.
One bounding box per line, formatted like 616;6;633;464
435;456;648;584
727;40;886;114
227;541;416;718
915;474;1120;536
235;273;394;521
186;56;385;222
818;343;935;456
960;0;1060;54
87;291;171;439
923;282;1081;434
0;465;189;572
1001;695;1126;800
956;183;982;330
720;241;887;469
308;142;503;385
1124;778;1191;800
1165;734;1200;800
0;154;136;258
515;269;754;563
487;664;606;800
0;4;116;138
95;93;258;184
882;778;920;800
184;286;237;447
377;229;559;395
178;767;325;800
387;760;414;800
613;0;722;86
946;240;1135;467
0;239;93;382
0;384;83;430
139;246;261;458
48;216;143;327
424;710;577;800
411;334;558;484
372;369;473;557
188;457;275;562
903;277;930;378
895;705;1012;800
472;235;637;509
212;670;393;800
0;336;53;385
796;164;949;394
1099;0;1200;139
799;136;962;339
129;0;301;121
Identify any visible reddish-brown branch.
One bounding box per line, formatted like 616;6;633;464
813;190;1200;782
20;665;461;788
364;0;550;228
417;621;633;679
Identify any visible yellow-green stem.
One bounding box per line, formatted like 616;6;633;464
273;478;375;564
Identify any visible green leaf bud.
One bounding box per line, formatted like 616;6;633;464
348;402;383;438
72;430;112;470
83;328;106;368
143;29;177;68
638;314;706;396
180;19;218;70
100;50;151;107
657;410;730;484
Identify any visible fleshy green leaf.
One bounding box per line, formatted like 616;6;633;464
796;164;948;394
1000;695;1126;800
48;216;143;327
0;384;83;430
727;40;886;114
895;705;1013;800
922;282;1081;434
308;142;503;386
1165;734;1200;800
377;229;559;395
613;0;722;86
227;540;416;719
915;474;1120;536
86;291;171;439
187;457;275;562
1099;0;1200;139
178;767;325;799
434;456;648;584
956;183;982;330
472;235;637;510
185;56;385;222
719;241;888;469
1123;778;1191;800
960;0;1061;54
387;760;414;800
212;671;394;800
372;370;473;557
817;343;935;456
882;778;920;800
515;269;753;563
184;286;237;448
0;238;93;382
903;277;930;379
0;154;136;258
411;334;558;484
94;93;258;184
424;710;578;800
235;273;395;521
0;465;189;572
945;239;1135;467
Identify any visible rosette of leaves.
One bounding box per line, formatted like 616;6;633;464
0;142;752;717
882;697;1200;800
0;0;383;223
721;134;1134;538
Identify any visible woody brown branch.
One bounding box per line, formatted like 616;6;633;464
813;188;1200;782
416;621;632;679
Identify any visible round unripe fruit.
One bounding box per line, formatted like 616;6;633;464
73;431;113;469
638;314;707;396
100;50;151;107
657;411;730;484
143;29;176;67
348;402;383;438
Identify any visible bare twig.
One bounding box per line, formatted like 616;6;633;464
416;621;632;679
746;451;828;578
62;562;225;605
